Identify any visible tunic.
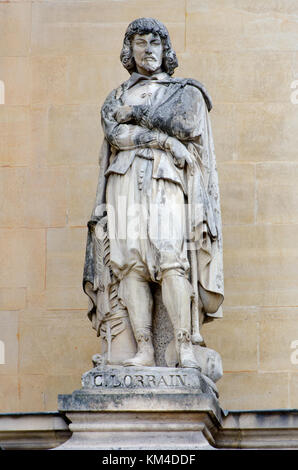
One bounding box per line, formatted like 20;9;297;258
104;72;189;282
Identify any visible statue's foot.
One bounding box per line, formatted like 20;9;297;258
179;345;201;369
123;353;156;367
123;328;156;367
177;329;201;369
180;356;200;369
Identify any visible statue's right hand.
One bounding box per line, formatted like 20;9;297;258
115;105;134;123
165;137;194;174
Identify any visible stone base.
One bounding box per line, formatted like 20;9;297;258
55;365;223;450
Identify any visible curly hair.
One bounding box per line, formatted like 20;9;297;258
120;17;178;76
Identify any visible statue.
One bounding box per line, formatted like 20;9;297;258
83;18;224;372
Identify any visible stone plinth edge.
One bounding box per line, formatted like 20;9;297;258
55;366;223;449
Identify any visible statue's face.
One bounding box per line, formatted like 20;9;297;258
131;33;163;76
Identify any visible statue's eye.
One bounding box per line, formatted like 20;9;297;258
135;40;146;46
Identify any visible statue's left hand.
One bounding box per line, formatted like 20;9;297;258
115;105;134;123
164;137;194;175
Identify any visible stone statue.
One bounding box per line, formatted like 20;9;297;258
83;18;224;373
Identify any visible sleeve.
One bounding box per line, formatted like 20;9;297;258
174;86;206;141
101;89;168;151
131;85;206;143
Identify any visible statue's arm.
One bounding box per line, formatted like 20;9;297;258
101;90;168;151
130;85;206;143
101;87;196;171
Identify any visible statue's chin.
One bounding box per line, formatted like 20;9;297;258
139;61;161;75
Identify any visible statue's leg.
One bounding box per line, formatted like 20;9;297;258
161;270;200;369
119;271;155;367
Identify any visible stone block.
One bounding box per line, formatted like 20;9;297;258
22;168;68;228
0;106;31;166
31;56;68;105
0;413;71;450
218;162;255;225
257;163;298;224
31;105;103;167
0;3;30;56
0;229;45;290
56;365;222;449
25;289;46;313
0;288;26;311
46;228;86;288
32;2;185;56
81;365;218;396
209;104;237;162
19;310;99;376
0;168;68;228
235;103;298;162
202;308;258;372
218;372;289;410
178;51;295;104
0;311;18;375
78;0;186;24
31;106;48;167
19;375;81;412
65;55;129;105
0;168;24;226
0;57;30;105
67;166;99;226
208;104;275;165
186;0;298;52
0;376;19;413
218;409;298;449
31;55;128;106
56;407;219;450
31;4;124;56
259;308;298;372
289;374;298;408
45;287;88;311
47;105;102;166
223;224;298;307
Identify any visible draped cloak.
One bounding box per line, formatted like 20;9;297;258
83;73;224;337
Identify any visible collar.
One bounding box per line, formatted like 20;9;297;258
126;71;169;89
120;73;213;112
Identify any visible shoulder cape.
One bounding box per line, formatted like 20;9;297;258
83;76;223;328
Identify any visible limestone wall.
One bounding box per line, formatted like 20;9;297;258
0;0;297;412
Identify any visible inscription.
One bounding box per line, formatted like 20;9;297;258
94;373;190;388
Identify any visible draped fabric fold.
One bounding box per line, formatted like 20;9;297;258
83;73;223;335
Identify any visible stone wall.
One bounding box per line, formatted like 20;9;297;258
0;0;297;412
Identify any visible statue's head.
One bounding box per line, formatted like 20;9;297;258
120;18;178;76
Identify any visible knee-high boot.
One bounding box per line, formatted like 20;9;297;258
119;273;155;367
161;273;200;369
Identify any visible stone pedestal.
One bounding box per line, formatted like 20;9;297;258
55;366;223;450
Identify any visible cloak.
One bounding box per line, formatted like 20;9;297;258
83;74;224;337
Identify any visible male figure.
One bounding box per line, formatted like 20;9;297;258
83;18;223;369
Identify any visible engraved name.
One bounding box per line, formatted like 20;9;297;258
94;373;190;388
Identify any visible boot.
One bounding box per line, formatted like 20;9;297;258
123;329;155;367
161;273;200;369
119;274;155;367
176;328;200;369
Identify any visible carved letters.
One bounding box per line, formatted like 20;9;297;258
93;372;189;388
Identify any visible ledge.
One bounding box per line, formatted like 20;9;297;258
0;412;71;450
217;409;298;449
0;409;298;449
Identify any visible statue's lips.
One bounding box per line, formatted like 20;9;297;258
143;57;157;62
